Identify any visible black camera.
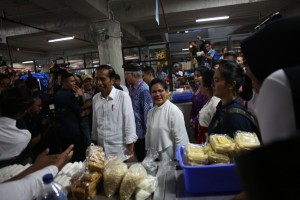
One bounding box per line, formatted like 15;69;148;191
50;58;68;76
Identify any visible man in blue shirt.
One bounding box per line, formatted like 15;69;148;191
124;63;153;162
200;40;216;69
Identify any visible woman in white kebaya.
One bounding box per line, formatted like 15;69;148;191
145;78;189;161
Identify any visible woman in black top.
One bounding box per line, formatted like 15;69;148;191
208;61;258;138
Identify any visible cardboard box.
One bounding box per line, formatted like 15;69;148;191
176;145;242;195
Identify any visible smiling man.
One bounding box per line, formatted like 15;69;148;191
91;65;137;160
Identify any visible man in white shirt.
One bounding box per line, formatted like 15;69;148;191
91;65;137;160
0;144;74;200
0;87;74;199
0;87;34;166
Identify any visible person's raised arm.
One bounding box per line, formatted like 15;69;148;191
7;145;74;182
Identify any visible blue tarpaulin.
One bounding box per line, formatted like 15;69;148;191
20;72;50;92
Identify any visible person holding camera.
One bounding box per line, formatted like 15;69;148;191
199;40;216;69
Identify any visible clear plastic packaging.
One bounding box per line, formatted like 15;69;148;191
70;144;105;200
119;163;147;200
103;157;128;198
38;173;68;200
86;144;105;173
234;131;261;149
141;147;159;173
70;171;102;200
184;143;208;166
203;143;213;153
209;134;236;153
207;151;230;164
135;175;158;200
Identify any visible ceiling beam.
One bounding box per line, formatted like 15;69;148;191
109;0;268;23
0;16;89;38
63;0;109;20
120;23;144;43
0;0;109;38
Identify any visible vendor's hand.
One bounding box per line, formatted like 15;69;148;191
8;145;74;182
126;156;135;163
33;145;74;171
54;144;74;170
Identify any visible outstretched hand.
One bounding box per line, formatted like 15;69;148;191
33;145;74;171
7;145;74;182
54;144;74;170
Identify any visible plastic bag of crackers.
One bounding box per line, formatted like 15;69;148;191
234;130;261;155
71;144;105;200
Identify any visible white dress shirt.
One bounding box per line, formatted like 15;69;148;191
0;117;31;160
92;87;137;156
255;69;297;145
146;100;189;161
0;165;58;200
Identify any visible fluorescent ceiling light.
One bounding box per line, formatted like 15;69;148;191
48;36;75;43
182;48;189;51
196;16;229;22
22;61;33;64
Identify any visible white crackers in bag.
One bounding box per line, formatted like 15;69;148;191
119;163;147;200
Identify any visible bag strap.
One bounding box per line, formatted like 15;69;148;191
225;107;260;133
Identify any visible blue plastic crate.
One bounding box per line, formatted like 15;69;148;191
171;92;193;103
176;145;242;195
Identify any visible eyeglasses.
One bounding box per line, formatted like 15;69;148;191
194;74;201;77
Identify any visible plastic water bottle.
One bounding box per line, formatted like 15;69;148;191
38;173;68;200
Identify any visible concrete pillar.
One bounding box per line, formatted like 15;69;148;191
92;20;125;84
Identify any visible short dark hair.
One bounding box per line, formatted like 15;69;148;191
96;65;116;79
203;40;211;45
0;87;34;118
61;71;74;81
149;78;168;92
223;51;237;60
142;66;155;77
25;76;39;90
114;74;121;80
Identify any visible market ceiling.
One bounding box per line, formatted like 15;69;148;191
0;0;297;61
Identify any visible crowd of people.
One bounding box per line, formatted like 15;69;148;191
0;14;299;200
